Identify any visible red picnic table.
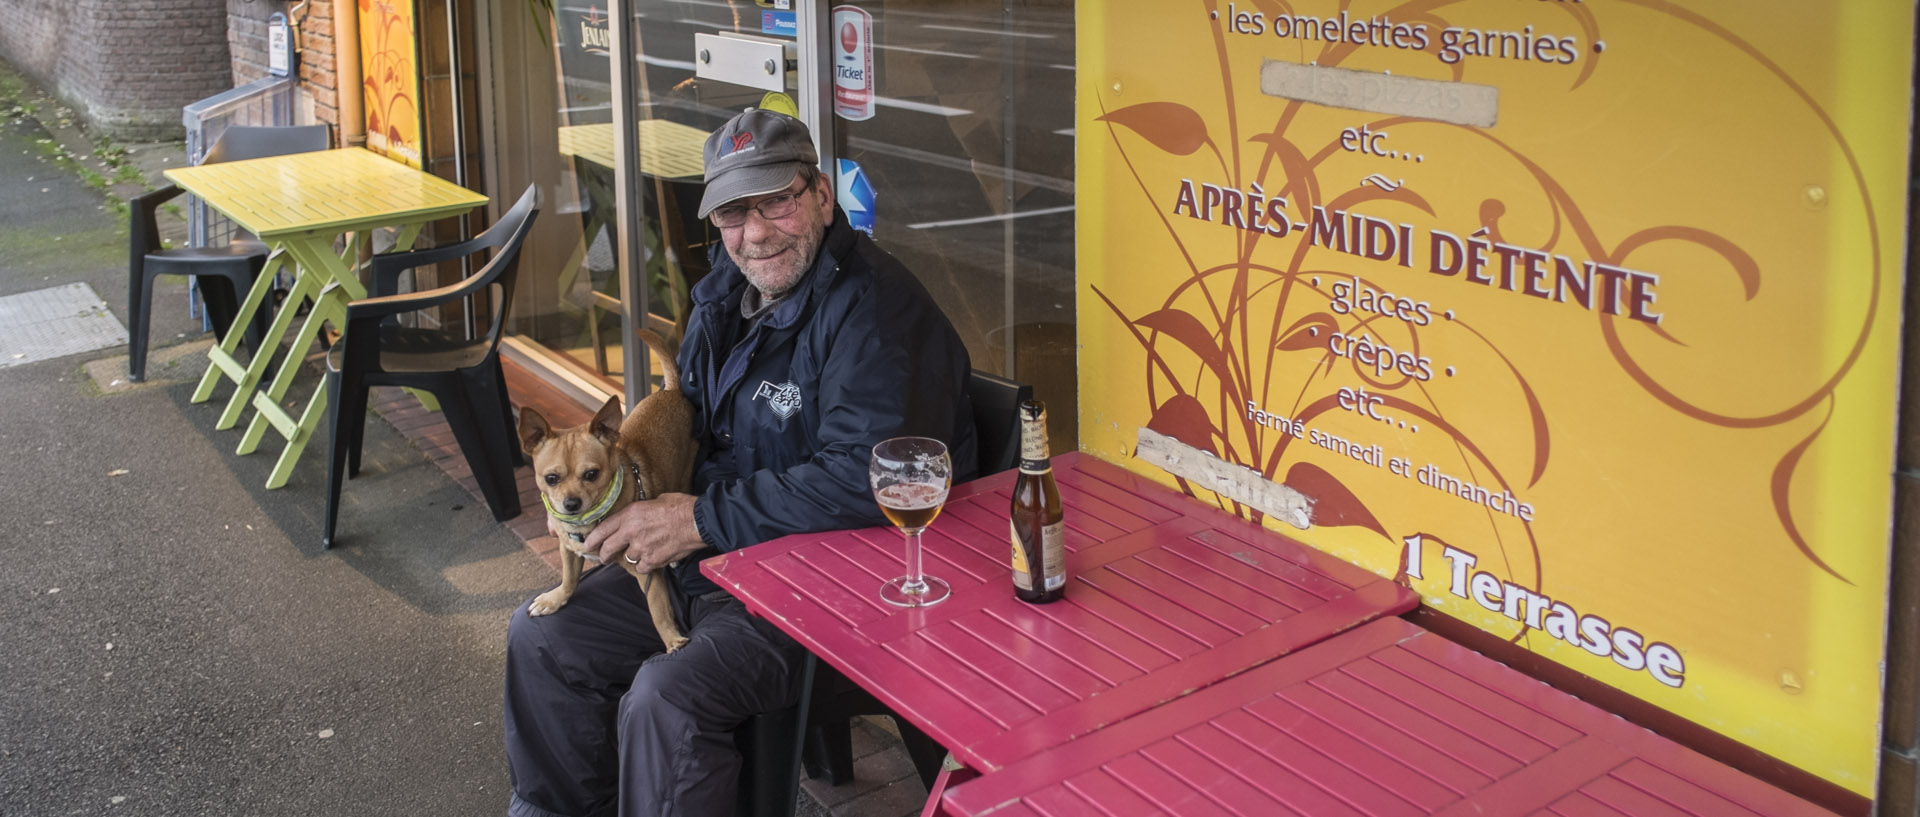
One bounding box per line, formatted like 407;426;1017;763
940;616;1840;817
701;452;1419;777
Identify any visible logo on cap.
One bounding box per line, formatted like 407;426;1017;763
728;131;754;155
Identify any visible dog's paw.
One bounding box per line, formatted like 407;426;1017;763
528;589;569;616
662;634;691;653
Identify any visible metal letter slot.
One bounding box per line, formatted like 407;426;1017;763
692;32;797;93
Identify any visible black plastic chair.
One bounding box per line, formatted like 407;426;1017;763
732;369;1033;816
126;124;331;381
963;370;1031;483
321;185;539;549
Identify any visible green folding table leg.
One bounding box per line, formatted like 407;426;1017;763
212;268;325;431
235;239;367;489
191;248;292;420
237;282;349;488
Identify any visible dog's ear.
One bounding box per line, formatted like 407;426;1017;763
590;396;623;445
518;407;552;454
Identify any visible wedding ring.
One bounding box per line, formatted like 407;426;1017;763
625;554;641;565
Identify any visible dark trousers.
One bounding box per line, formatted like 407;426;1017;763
505;563;807;817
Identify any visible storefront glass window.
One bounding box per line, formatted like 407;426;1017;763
825;0;1078;449
513;0;1077;449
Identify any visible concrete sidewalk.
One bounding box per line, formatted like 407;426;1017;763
0;65;559;816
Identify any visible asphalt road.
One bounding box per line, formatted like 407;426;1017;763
0;91;553;816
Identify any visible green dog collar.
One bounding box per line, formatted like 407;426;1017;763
543;463;625;527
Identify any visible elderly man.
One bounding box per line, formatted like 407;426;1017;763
503;108;977;817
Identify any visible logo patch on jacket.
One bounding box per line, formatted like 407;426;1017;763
752;380;803;419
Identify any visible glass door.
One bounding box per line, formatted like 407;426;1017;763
809;0;1078;449
507;0;735;396
508;0;633;393
585;0;782;401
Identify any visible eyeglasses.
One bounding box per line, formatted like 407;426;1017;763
710;184;812;228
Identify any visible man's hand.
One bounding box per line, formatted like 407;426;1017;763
583;492;707;572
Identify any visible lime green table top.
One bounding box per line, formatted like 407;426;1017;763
172;147;487;491
163;147;489;240
557;119;709;178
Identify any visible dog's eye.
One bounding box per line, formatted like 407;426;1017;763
582;469;600;482
543;473;559;486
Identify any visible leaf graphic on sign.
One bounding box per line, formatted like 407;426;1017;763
1134;308;1232;386
1097;102;1218;158
1147;394;1219;455
1771;399;1852;585
1247;132;1315;204
1284;461;1388;539
1275;312;1337;352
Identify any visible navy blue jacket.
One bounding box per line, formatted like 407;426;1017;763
676;208;977;596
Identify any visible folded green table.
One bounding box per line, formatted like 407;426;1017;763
165;147;487;489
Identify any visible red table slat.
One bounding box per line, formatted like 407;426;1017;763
942;618;1839;817
702;452;1418;774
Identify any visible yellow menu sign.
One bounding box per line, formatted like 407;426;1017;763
1078;0;1910;794
359;0;423;168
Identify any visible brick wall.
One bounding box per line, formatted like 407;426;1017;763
227;0;340;143
0;0;232;141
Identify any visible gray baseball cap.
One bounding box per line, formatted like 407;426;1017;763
696;109;820;219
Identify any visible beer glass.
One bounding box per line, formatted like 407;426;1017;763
870;437;952;607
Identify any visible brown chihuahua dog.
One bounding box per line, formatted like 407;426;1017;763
517;330;698;652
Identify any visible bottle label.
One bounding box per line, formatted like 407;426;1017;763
1011;520;1065;592
1039;522;1065;590
1010;520;1030;582
1019;410;1050;465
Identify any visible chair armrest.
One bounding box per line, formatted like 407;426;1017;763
367;234;493;297
368;184;540;298
343;268;497;328
129;184;186;256
341;231;527;342
131;184;186;211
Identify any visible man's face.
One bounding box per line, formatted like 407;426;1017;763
715;173;835;299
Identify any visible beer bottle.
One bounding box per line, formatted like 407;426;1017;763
1010;400;1065;603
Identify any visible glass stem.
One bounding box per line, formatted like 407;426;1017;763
902;528;927;595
